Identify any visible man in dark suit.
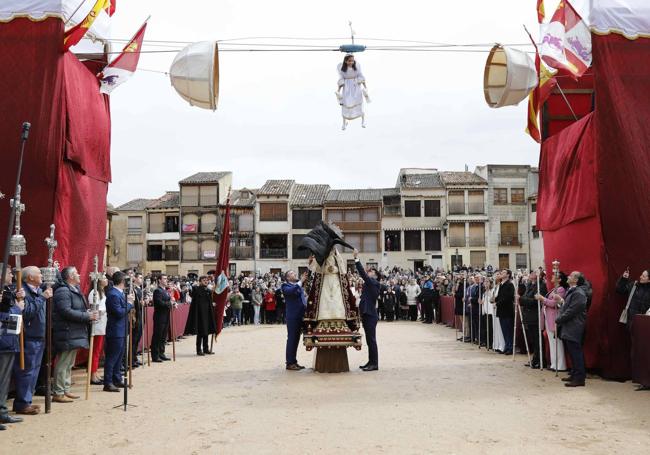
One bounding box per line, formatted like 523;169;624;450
281;271;308;371
555;271;588;387
519;270;548;368
354;249;380;371
103;271;133;392
151;274;172;362
495;270;515;355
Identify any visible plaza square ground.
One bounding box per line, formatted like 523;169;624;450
6;321;650;455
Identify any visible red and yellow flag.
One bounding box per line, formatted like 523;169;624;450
526;50;558;143
537;0;546;24
106;0;116;17
63;0;109;52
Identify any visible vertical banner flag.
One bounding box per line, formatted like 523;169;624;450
537;0;545;23
540;1;592;79
212;194;231;335
63;0;108;51
97;21;147;94
525;26;558;143
106;0;116;16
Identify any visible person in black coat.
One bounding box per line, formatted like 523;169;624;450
52;266;98;402
555;272;588;387
151;274;172;362
419;279;435;324
354;249;380;371
184;276;217;356
616;268;650;331
495;270;515;355
103;272;134;392
519;270;548;368
382;285;397;322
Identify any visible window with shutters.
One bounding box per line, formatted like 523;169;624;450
404;200;421;217
148;213;164;234
448;223;466;247
326;209;343;222
424;200;440;217
470;251;487;268
345;209;361;222
494;188;508;205
424;230;441;251
362;233;378;252
361;208;379;221
181;186;199;206
468;191;484;214
511;188;525;205
200;213;217;233
127;243;143;262
238;213;254;231
292;209;322;229
201;240;217;260
448;191;465;214
404;231;422;251
531;203;537;213
260;203;288;221
164;215;179;233
500;222;520;246
199;185;218;206
127;216;143;235
182;240;199;260
468;223;485;247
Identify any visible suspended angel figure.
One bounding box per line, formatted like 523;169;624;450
336;54;371;130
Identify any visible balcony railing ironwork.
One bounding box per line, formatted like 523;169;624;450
260;248;287;259
499;234;523;247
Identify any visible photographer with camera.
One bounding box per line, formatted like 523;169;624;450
0;264;25;429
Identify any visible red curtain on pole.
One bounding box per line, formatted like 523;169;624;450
0;18;111;288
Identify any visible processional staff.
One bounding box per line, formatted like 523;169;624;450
552;260;561;377
537;266;544;371
86;255;104;400
42;224;58;414
513;271;531;364
8;185;27;371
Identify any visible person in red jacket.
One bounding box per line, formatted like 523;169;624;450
264;289;276;324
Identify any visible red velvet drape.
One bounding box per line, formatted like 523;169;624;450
538;33;650;379
0;18;111;289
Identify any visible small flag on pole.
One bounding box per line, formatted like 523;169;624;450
97;20;148;94
63;0;109;51
540;0;591;79
106;0;116;17
537;0;545;23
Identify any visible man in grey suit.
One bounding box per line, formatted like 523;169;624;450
554;271;588;387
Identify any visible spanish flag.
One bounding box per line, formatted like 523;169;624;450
63;0;109;52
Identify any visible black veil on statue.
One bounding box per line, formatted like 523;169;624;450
297;221;354;266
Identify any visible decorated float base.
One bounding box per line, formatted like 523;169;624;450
304;319;362;373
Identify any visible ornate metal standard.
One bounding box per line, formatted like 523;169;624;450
9;185;27;370
552;259;561;377
42;224;57;414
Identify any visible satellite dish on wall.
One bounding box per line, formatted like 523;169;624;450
483;44;537;108
170;41;219;110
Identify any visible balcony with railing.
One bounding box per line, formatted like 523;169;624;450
260;248;287;259
383;206;402;217
468;236;485;247
468;202;485;214
499;234;523;247
448;236;466;248
230;246;254;259
127;227;143;235
335;220;381;231
448;201;465;215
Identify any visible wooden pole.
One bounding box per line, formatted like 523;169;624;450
45;296;53;413
537;268;544;370
128;315;133;388
15;268;25;370
170;304;176;362
85;334;94;400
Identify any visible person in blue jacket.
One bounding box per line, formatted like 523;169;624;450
281;270;308;371
354;249;381;371
103;271;134;392
12;266;52;415
0;265;25;430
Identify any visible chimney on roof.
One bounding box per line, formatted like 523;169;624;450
464;164;469;172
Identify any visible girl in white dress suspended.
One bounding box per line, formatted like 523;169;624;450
336;54;370;130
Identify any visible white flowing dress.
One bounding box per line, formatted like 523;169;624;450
337;63;366;120
488;287;506;352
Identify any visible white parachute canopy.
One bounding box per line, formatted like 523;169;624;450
483;44;537;108
169;41;219;110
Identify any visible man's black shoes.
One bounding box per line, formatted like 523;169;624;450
361;364;378;371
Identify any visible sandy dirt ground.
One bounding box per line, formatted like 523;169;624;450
5;321;650;455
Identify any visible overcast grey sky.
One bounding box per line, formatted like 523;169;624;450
106;0;580;206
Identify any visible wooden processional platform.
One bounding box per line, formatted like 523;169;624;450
313;347;350;373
